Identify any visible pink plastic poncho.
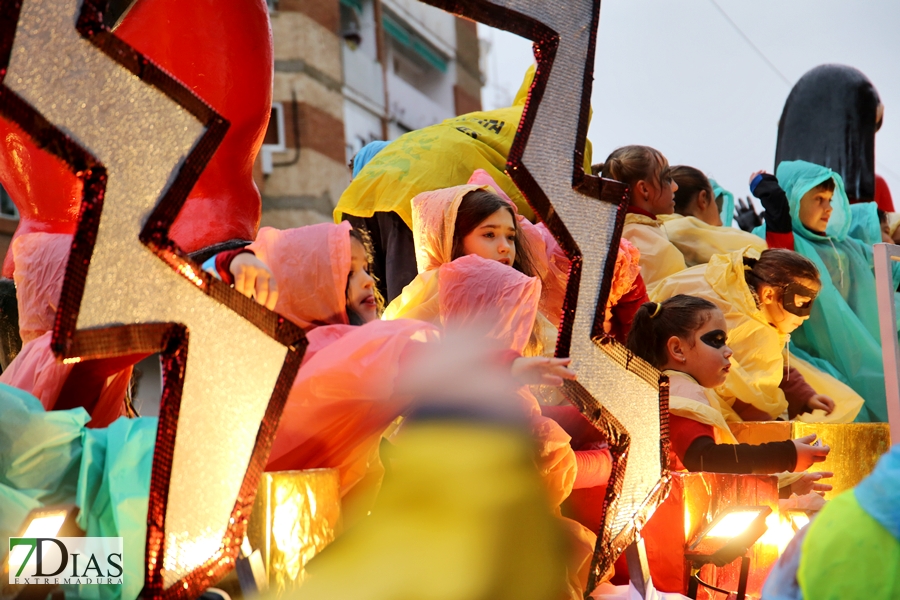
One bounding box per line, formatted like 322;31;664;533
1;233;131;427
386;170;570;341
267;319;440;495
248;222;352;331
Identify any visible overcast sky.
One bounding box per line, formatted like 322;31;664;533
480;0;900;207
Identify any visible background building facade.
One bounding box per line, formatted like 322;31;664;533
259;0;484;229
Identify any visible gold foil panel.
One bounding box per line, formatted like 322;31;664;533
247;470;341;596
791;422;891;500
7;0;292;589
730;422;891;500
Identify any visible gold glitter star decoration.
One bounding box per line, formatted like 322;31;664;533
421;0;671;593
0;0;306;597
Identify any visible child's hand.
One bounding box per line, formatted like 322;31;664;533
807;394;835;415
511;357;576;387
230;252;279;310
790;471;833;496
749;169;767;184
792;433;830;471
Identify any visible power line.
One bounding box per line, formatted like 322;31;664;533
706;0;791;86
708;0;900;187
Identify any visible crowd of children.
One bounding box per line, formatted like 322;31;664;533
1;62;897;599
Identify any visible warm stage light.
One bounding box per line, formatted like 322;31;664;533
704;510;764;539
686;506;772;600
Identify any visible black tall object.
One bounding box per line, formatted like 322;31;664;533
775;64;881;201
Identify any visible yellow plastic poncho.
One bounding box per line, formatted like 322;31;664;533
622;213;687;293
664;370;737;444
665;370;804;489
335;65;593;229
651;249;863;422
657;214;768;267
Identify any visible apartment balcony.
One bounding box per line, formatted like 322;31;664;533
387;70;453;132
341;42;385;116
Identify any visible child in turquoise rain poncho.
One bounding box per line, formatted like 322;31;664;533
0;383;154;600
750;160;900;422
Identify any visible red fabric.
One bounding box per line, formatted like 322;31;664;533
876;174;895;212
608;273;648;344
214;248;253;285
626;205;657;220
116;0;273;253
667;414;715;471
0;0;273;276
765;230;794;250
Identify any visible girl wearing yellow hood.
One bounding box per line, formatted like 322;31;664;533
600;145;687;293
650;248;864;423
659;166;768;267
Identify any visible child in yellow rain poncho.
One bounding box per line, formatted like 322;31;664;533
651;248;863;423
600;145;687;292
336;65;593;302
659;166;767;267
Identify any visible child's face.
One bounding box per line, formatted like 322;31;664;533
347;237;378;323
798;186;833;233
675;310;733;388
640;173;678;216
759;278;819;334
461;208;517;267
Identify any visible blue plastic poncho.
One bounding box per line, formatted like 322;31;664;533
710;178;735;228
0;383;155;600
351;140;389;178
754;160;900;422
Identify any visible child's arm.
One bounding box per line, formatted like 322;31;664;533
781;365;835;417
749;171;794;250
201;248;279;309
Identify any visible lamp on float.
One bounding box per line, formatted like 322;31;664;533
9;505;83;600
685;505;771;600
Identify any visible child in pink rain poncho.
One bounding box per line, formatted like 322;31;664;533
0;233;141;427
382;173;614;595
384;170;570;355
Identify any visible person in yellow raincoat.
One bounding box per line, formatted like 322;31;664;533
625;295;833;595
336;65;593;302
650;247;864;423
600;145;687;292
659;165;767;267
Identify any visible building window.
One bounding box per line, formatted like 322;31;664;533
0;185;18;219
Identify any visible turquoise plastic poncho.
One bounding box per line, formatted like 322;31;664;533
0;383;155;600
710;178;735;228
848;201;883;246
754;160;900;422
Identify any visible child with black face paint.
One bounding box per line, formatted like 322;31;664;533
627;295;832;490
650;249;865;423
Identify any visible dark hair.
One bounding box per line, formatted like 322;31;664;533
743;249;820;295
346;227;385;324
451;189;537;277
812;178;836;194
626;295;718;369
670;165;713;216
600;145;670;197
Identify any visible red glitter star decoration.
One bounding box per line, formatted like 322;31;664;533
0;0;305;597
